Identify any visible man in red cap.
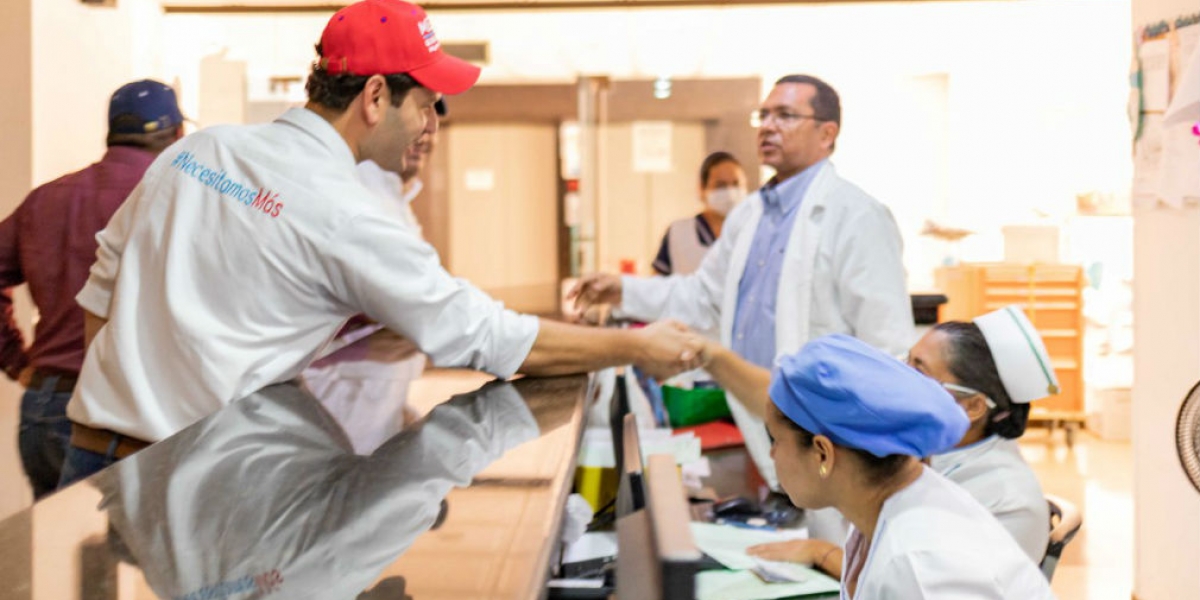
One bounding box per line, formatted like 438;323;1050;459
0;80;184;499
59;0;703;486
301;101;447;454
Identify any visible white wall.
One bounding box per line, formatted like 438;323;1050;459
158;0;1132;290
1129;0;1200;596
31;0;163;185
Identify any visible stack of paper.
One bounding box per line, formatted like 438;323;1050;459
690;522;841;600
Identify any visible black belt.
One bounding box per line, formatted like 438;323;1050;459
28;367;78;393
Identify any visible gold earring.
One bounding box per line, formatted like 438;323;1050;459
819;465;828;477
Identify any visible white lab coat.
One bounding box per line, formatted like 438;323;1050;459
841;468;1055;600
930;435;1050;563
621;162;914;492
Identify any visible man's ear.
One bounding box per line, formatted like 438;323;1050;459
820;121;840;151
360;75;389;127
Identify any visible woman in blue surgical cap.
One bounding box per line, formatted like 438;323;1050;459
707;334;1055;598
749;306;1053;569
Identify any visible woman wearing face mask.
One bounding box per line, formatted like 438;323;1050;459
651;151;747;276
704;334;1056;598
744;306;1054;574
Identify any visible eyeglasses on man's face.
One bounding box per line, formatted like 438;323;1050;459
755;108;825;128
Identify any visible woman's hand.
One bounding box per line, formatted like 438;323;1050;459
747;539;843;578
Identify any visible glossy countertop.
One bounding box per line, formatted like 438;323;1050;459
0;373;593;600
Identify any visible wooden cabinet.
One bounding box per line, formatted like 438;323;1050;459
935;263;1085;416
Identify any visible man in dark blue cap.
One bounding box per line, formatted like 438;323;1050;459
0;79;184;500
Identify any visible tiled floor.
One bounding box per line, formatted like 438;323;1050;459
1020;428;1133;600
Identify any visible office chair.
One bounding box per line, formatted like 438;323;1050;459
1040;494;1083;582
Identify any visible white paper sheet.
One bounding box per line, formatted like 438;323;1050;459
1141;39;1171;112
1155;25;1200;207
690;522;810;570
1133;114;1165;205
1164;24;1200;126
1157;117;1200;207
562;531;618;564
632;121;673;173
695;569;841;600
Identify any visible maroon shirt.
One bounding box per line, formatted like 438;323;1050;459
0;146;157;379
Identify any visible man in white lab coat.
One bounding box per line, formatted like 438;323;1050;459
571;75;913;521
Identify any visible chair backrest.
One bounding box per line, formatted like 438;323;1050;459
1040;493;1083;581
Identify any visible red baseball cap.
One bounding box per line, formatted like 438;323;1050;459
318;0;480;95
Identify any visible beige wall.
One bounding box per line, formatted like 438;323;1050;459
0;0;164;520
596;122;706;275
446;123;560;314
0;0;34;524
1132;208;1200;599
1130;0;1200;597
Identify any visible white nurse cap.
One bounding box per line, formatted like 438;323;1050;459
973;305;1059;404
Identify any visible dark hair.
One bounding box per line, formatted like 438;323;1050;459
699;151;742;187
775;74;841;127
932;321;1028;438
776;407;909;486
106;124;181;153
306;44;420;111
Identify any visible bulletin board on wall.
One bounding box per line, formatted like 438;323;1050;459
1130;13;1200;209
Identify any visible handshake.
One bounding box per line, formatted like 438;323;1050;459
622;320;714;382
566;273;714;382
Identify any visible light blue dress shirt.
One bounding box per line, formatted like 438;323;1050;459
730;160;826;368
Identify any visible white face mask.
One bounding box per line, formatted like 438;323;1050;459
705;187;745;216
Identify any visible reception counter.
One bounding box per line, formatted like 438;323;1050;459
0;374;593;600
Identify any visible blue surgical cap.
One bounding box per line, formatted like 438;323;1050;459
769;334;969;457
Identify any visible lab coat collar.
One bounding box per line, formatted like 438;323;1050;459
763;159;829;214
402;177;424;205
276;108;358;173
929;434;1002;475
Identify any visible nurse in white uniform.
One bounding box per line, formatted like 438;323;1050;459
751;305;1054;567
736;334;1055;599
908;305;1054;562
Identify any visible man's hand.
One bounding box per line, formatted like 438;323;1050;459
567;273;623;313
631;320;705;382
17;366;32;387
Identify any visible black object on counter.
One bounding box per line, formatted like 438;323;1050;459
911;293;949;325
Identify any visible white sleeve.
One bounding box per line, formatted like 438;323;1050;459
75;178;149;319
832;201;915;358
618;211;739;332
872;551;1007;599
329;211;539;379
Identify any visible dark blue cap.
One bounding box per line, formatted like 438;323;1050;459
108;80;184;135
769;334;969;458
